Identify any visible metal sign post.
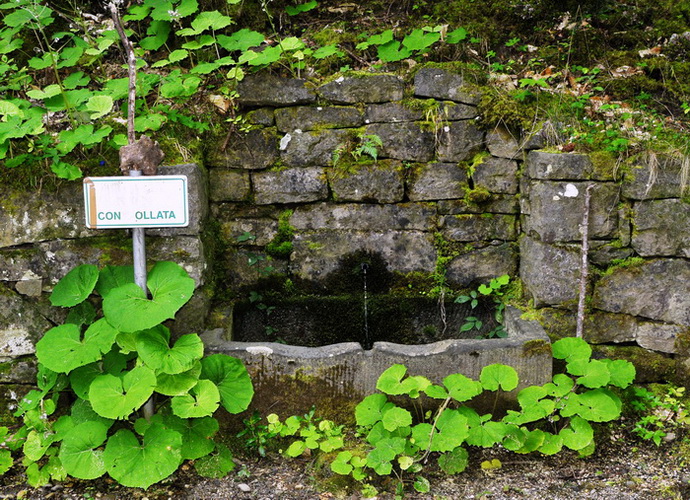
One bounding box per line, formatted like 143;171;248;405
129;169;147;292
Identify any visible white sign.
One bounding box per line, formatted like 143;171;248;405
83;176;189;229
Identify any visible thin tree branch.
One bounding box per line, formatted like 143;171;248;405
108;2;136;145
576;184;594;338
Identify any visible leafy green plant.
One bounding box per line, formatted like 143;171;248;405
626;385;690;446
455;275;510;339
332;133;383;166
1;262;254;488
267;407;345;458
325;337;635;497
237;411;277;457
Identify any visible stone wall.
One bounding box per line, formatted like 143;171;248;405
1;67;690;403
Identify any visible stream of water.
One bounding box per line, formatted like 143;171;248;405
361;263;371;349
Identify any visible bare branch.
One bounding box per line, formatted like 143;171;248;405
108;2;136;145
576;183;594;338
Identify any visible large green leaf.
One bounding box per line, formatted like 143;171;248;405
96;265;134;297
155;361;202;396
355;393;391;427
559;416;594;450
561;389;622;422
572;359;611;388
199;354;253;414
171;379;220;418
137;332;204;375
194;443;235;478
50;264;99;307
480;364;519;392
465;420;509;448
70;363;102;400
59;421;109;479
552;337;591;362
601;359;636;388
504;385;555;424
36;319;118;374
438;446;469;474
402;29;441;51
103;423;182;488
103;261;194;332
89;366;157;419
443;373;483;402
432;410;469;452
381;406;412;432
160;413;218;460
376;364;430;397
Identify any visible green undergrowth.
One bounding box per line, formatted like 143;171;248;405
1;0;689;187
234;337;639;497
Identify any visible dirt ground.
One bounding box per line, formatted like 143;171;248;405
2;426;689;500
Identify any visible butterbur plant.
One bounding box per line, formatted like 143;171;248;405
328;337;635;496
1;261;254;489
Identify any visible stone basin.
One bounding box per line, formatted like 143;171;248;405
201;306;552;417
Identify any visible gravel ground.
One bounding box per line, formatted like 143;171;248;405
2;428;689;500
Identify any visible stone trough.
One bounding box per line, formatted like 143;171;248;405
201;306;552;416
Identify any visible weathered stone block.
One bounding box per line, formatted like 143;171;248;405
0;248;43;281
205;128;279;170
588;241;634;267
223;249;288;290
238;75;316;106
520;236;581;307
438;195;519;215
291;203;436;232
636;322;688;354
252;167;328;204
148;236;208;288
632;199;690;257
473;157;519;194
592;259;690;325
526;151;593;180
318;74;404;104
364;102;423;123
209;169;251;202
407;163;468;201
275;106;363;132
0;357;36;384
445;244;518;287
486;127;520;159
437;121;484;162
583;311;637;344
38;237;131;285
414;67;481;104
149;163;208;237
219;216;278;247
0;183;93;249
622;154;684;200
0;284;51;358
15;278;42;297
442;101;478;120
441;214;517;242
328;160;405;203
365;122;435;162
246;108;275;126
279;129;350;167
291;230;436;281
525;181;620;242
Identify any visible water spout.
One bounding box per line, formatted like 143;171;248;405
361;263;371;349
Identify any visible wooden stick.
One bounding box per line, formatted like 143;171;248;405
109;2;136;145
576;184;594;338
